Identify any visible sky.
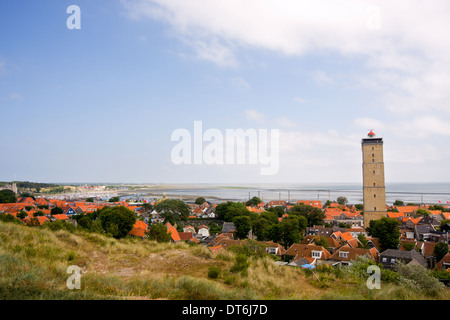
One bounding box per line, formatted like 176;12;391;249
1;0;450;184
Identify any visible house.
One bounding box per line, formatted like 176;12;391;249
165;222;181;243
178;232;197;241
395;206;420;216
300;235;341;254
436;253;450;270
128;228;147;239
380;249;427;270
221;222;236;234
209;245;225;254
297;200;322;209
183;225;196;234
197;225;210;237
51;214;70;221
328;244;379;266
284;244;332;266
267;200;287;208
62;207;77;216
264;241;286;257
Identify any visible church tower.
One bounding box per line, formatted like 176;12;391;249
362;130;386;227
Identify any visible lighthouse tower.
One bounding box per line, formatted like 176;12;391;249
362;130;387;227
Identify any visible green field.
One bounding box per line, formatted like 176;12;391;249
0;221;448;300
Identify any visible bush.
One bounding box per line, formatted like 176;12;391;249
396;263;445;297
207;266;221;279
230;254;249;276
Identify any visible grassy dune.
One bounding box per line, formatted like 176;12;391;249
0;221;448;300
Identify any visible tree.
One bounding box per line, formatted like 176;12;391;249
337;196;348;205
355;204;364;210
290;204;325;227
233;216;252;239
415;208;430;217
279;219;301;248
17;211;28;219
245;196;262;207
267;206;285;217
86;198;94;203
78;216;92;229
357;234;370;249
433;242;449;262
394;200;404;206
0;189;17;204
215;202;250;222
147;223;172;242
51;206;63;215
109;197;120;203
99;206;136;239
154;199;190;225
195;197;206;205
367;217;401;251
33;210;45;217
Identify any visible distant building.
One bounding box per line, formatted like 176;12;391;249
362;130;387;227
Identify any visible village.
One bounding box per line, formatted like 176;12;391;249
1;191;449;278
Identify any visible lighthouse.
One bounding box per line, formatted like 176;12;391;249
362;130;387;227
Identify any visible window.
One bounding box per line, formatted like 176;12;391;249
339;251;349;259
374;207;377;211
373;183;376;186
372;147;374;151
311;251;322;258
373;170;376;175
382;258;387;263
391;258;396;264
374;194;376;198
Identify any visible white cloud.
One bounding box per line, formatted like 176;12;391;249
275;116;298;128
230;76;251;90
294;97;307;104
244;109;266;123
312;70;334;86
122;0;450;116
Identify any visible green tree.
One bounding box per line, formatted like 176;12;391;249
86;198;94;203
215;202;250;222
337;196;348;205
357;233;370;249
195;197;206;205
154;199;190;225
78;216;92;229
50;206;63;215
267;206;285;217
433;242;449;262
109;197;120;203
245;196;262;207
147;223;172;242
367;217;401;251
233;216;252;239
0;189;17;204
355;204;364;210
415;208;430;217
290;204;325;227
17;210;28;219
394;200;404;206
99;206;136;239
33;210;45;217
279;219;301;248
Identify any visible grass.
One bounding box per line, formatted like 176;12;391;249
0;221;449;300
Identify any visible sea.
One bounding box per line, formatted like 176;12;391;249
119;182;450;206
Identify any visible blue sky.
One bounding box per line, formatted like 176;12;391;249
1;0;450;184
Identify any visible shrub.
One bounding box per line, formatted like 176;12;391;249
207;266;221;279
396;263;445;297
